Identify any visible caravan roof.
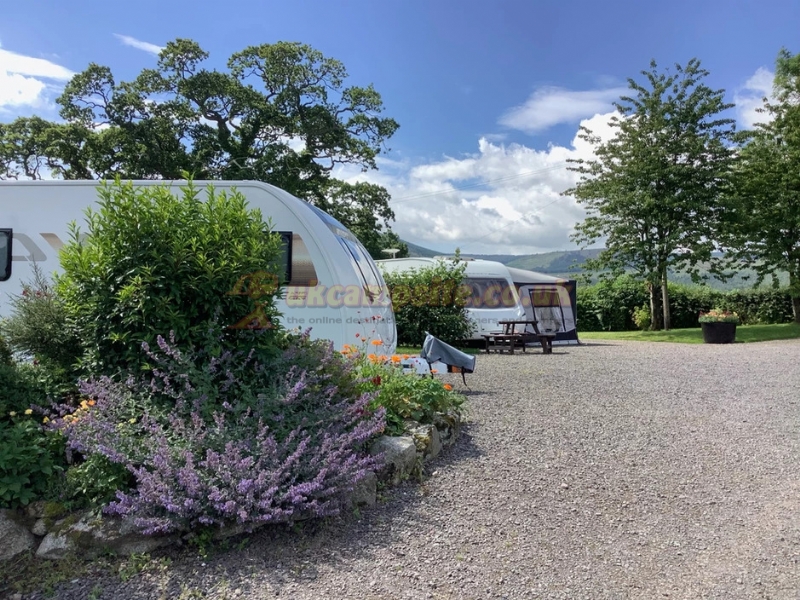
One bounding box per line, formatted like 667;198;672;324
506;267;569;285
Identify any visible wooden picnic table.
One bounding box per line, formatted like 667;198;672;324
482;320;556;354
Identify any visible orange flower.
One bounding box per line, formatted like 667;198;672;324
371;339;383;346
391;355;401;363
443;383;453;391
87;400;96;407
402;354;410;359
368;353;378;362
430;369;438;374
378;354;388;362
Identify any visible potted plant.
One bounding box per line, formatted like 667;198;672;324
698;309;740;344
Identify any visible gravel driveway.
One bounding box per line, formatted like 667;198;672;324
32;339;800;600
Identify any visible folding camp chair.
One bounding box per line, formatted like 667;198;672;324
420;332;476;386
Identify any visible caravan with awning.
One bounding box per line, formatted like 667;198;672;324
377;256;526;340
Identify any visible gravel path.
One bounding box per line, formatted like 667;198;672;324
32;339;800;600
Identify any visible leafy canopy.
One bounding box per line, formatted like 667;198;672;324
722;48;800;322
0;39;403;258
565;58;736;328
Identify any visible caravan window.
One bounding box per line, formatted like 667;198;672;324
0;229;11;282
306;203;385;303
463;278;513;309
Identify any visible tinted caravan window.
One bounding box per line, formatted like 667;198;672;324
464;278;510;309
0;230;11;282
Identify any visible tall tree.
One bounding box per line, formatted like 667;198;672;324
0;39;403;254
722;49;800;323
565;59;736;329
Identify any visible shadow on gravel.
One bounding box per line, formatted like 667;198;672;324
33;429;487;600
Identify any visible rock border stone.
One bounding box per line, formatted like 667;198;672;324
0;410;461;561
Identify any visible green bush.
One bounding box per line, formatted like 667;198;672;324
577;275;648;331
0;417;65;508
579;276;795;331
346;348;465;436
718;288;795;324
632;305;651;330
1;264;83;372
0;361;55;419
381;260;474;346
56;179;286;374
64;454;133;509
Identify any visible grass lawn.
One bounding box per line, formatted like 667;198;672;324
579;322;800;344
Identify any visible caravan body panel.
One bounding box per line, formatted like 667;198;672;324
377;257;525;340
0;180;396;354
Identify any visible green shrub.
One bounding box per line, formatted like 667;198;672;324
1;264;83;372
579;276;794;331
632;305;651;330
64;454;133;508
0;361;57;420
56;179;286;374
344;345;465;436
577;275;648;331
0;417;65;508
719;288;794;324
0;334;12;366
381;260;474;346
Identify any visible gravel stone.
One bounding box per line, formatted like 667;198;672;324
24;339;800;599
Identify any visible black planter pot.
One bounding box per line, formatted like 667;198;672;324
701;322;737;344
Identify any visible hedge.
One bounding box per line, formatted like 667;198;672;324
577;276;795;331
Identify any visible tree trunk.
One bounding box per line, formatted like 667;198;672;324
790;270;800;324
661;269;671;331
648;281;663;330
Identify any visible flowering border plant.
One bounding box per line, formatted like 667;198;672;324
698;309;740;324
340;337;465;436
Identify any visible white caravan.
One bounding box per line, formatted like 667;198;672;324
377;256;525;340
0;180;396;354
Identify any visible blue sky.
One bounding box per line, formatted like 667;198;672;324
1;0;797;254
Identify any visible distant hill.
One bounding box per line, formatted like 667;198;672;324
399;241;787;291
404;241;441;258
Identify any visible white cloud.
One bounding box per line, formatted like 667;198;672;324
0;45;74;109
734;67;774;128
499;86;626;134
334;112;619;255
114;34;164;56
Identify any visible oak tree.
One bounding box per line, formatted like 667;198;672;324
0;39;402;254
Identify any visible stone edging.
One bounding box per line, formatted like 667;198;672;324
0;411;461;562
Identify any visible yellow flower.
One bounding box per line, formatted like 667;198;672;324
42;417;50;424
24;409;33;415
80;400;89;409
9;411;16;417
128;418;137;424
